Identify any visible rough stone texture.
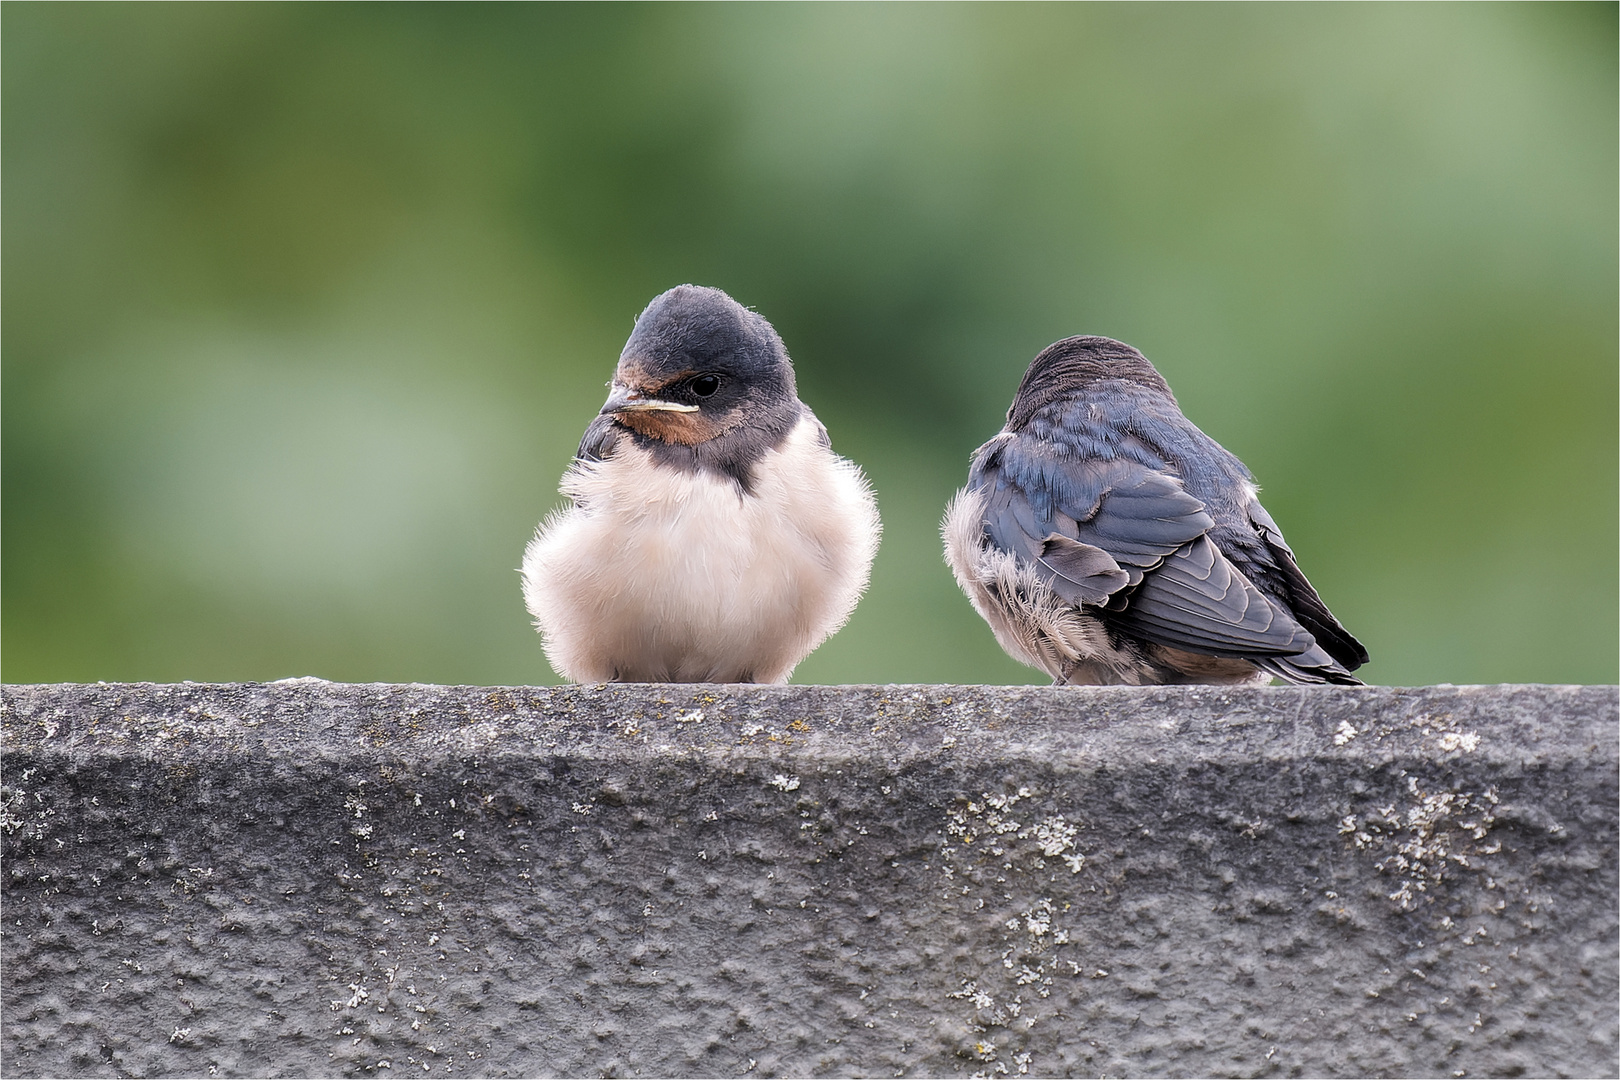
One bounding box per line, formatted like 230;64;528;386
1;682;1615;1079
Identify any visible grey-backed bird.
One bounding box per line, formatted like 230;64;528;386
943;335;1367;686
523;285;881;683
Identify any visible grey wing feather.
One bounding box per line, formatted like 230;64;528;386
1251;647;1363;685
1036;535;1130;606
978;438;1323;661
1067;465;1212;572
979;447;1213;601
1111;536;1314;657
1243;500;1370;671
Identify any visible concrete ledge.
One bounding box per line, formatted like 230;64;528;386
2;682;1616;1078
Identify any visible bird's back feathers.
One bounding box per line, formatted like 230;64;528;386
947;335;1366;686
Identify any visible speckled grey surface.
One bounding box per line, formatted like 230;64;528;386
2;682;1615;1079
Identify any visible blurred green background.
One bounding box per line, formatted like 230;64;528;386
4;3;1616;687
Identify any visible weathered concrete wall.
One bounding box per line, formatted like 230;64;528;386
2;682;1615;1079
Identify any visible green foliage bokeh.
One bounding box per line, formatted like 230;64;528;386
4;3;1616;686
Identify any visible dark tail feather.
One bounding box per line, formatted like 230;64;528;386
1252;643;1365;686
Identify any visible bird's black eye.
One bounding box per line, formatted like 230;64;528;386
689;374;721;398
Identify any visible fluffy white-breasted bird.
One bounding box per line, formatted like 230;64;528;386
523;285;881;683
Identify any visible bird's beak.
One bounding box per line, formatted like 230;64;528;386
600;381;699;415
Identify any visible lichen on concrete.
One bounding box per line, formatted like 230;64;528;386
2;681;1616;1078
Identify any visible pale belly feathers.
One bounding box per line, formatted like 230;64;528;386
522;416;880;683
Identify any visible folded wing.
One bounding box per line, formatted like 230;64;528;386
976;437;1327;665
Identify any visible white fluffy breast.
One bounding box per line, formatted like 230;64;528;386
521;416;881;683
